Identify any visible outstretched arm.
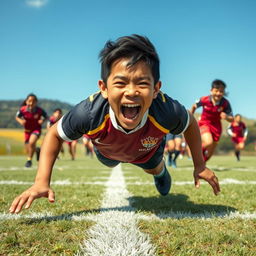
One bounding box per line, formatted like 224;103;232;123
9;123;63;214
183;112;220;195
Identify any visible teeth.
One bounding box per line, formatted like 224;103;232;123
122;104;140;107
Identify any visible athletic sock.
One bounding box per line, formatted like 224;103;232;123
235;150;240;161
168;151;174;161
154;165;167;178
173;150;180;162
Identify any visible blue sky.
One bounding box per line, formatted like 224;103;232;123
1;0;256;119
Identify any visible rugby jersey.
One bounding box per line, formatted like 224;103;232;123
58;92;189;164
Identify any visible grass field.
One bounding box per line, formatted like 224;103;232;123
0;153;256;255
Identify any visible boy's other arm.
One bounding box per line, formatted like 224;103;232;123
9;123;63;214
183;112;220;195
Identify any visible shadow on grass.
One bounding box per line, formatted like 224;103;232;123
129;193;237;217
22;193;237;224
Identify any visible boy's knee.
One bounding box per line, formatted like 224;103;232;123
143;160;164;175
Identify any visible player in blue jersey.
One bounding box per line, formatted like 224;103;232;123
10;34;220;214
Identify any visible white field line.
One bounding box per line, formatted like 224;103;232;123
1;210;256;221
77;164;156;256
1;178;256;186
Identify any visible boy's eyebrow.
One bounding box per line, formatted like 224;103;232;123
113;75;152;81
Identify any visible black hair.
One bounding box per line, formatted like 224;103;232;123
21;93;38;106
53;108;62;113
99;34;160;84
235;114;241;118
211;79;226;89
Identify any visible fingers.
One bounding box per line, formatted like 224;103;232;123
194;178;200;189
9;194;30;214
207;175;220;195
48;189;55;203
194;169;221;195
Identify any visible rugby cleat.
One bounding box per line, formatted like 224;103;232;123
25;160;32;168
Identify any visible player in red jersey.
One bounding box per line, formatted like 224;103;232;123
191;80;234;162
16;93;48;168
83;134;94;157
227;114;248;161
47;108;62;129
10;35;220;214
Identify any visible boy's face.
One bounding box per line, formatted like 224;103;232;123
99;58;161;130
210;86;225;103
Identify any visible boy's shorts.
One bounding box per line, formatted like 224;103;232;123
232;136;245;144
94;137;166;170
24;130;41;144
198;121;221;142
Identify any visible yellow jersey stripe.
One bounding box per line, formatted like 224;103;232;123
148;115;169;134
159;91;166;102
87;114;110;135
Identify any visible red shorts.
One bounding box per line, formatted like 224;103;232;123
66;140;77;146
198;121;221;142
24;130;41;143
232;136;245;144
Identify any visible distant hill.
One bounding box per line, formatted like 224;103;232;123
0;99;74;128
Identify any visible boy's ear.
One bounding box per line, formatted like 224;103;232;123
153;81;161;99
98;80;108;99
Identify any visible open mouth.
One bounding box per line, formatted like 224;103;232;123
121;104;141;120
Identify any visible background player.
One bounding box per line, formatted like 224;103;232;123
15;93;48;167
227;114;248;161
191;79;233;162
165;133;182;168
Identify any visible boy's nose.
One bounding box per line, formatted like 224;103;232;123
124;84;139;96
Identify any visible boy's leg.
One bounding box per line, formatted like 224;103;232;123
143;160;171;196
25;133;39;167
135;139;171;196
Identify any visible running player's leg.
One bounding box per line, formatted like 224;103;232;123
201;131;214;161
136;139;171;196
172;136;182;168
26;133;39;167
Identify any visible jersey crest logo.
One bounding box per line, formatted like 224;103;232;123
141;136;159;149
34;114;39;119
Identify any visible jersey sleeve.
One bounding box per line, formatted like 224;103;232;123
195;98;203;108
57;100;90;141
169;101;190;135
16;110;22;118
163;94;190;135
223;99;233;116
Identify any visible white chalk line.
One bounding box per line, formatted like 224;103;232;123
1;178;256;186
1;210;256;221
77;164;156;256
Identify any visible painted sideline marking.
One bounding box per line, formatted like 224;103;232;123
1;179;256;185
1;210;256;221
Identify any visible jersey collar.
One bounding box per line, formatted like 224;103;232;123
109;106;148;134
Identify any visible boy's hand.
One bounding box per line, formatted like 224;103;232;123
9;184;55;214
194;167;220;195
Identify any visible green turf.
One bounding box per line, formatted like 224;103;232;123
0;154;256;255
